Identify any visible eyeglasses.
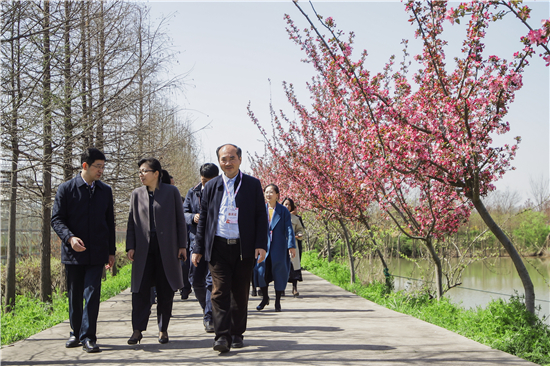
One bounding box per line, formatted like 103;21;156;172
90;163;105;170
138;169;154;175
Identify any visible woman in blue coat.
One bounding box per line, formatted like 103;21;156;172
254;184;296;312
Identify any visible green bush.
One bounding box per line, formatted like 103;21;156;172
513;211;550;252
302;250;550;366
1;241;129;298
0;256;64;298
0;263;132;346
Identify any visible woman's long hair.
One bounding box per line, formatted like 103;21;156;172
282;197;296;212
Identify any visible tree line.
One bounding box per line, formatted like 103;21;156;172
1;1;200;312
297;184;549;287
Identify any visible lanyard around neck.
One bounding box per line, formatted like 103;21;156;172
222;171;242;204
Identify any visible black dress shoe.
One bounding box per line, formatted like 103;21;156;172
82;340;100;353
204;320;215;333
180;289;192;300
65;335;81;348
231;335;244;348
127;330;143;345
251;288;257;296
158;331;169;344
213;337;230;353
256;297;270;311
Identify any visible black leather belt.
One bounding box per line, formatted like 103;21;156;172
214;236;240;245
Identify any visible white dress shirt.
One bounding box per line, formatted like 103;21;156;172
216;174;240;239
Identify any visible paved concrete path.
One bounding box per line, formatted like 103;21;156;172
1;271;537;366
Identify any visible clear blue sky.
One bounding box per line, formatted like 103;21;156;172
147;1;549;202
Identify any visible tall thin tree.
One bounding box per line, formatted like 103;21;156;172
40;0;53;302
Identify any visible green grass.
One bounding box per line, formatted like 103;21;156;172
99;264;132;302
301;251;550;366
1;264;132;346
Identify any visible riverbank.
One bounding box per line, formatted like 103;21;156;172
0;264;132;346
301;251;550;366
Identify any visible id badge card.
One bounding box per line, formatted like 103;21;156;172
226;207;239;224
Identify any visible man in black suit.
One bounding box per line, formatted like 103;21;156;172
51;148;116;353
193;144;267;353
184;163;219;333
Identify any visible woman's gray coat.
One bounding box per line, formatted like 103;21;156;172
126;183;187;293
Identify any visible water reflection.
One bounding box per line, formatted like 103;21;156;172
357;256;550;324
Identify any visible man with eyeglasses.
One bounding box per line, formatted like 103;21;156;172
51;147;116;353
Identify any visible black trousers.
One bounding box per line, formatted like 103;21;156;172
180;247;192;294
65;264;103;342
132;234;174;332
189;253;213;322
209;239;255;342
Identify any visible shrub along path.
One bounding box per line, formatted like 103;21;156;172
0;271;536;366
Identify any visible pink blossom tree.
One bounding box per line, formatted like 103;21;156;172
251;0;546;312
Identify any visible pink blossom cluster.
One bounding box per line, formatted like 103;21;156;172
445;1;550;66
250;0;542;244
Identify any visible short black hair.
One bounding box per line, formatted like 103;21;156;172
200;163;219;179
160;169;171;184
138;157;162;181
282;197;296;212
81;147;106;166
216;144;242;159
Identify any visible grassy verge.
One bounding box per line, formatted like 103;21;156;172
301;251;550;366
1;264;132;346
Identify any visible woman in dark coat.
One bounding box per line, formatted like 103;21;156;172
254;184;296;312
126;158;187;344
282;197;305;297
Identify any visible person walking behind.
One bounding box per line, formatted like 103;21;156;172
193;143;267;353
282;197;305;297
184;163;219;333
51;147;115;353
126;158;187;345
254;184;296;312
159;169;192;301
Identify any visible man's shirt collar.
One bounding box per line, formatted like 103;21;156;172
224;170;241;184
76;172;99;189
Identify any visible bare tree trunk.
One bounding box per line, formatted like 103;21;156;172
40;0;53;302
323;218;331;262
425;238;442;300
336;217;355;284
96;1;105;150
80;1;89;147
85;0;93;146
472;196;535;314
137;8;145;154
59;0;74;294
6;148;18;310
63;0;73;183
4;1;22;312
360;217;389;270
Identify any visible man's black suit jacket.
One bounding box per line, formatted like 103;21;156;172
183;182;201;249
51;174;116;265
194;171;268;262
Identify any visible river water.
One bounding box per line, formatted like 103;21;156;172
357;256;550;324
